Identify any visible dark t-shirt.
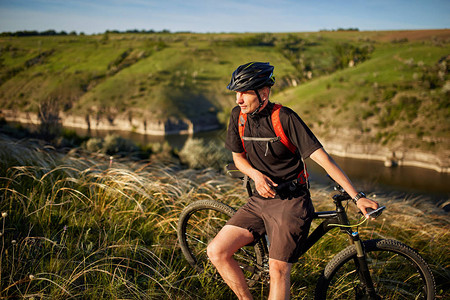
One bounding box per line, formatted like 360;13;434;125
225;101;322;184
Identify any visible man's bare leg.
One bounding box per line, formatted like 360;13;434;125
268;258;292;300
207;225;255;300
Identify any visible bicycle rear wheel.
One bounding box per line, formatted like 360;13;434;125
177;199;267;286
315;239;435;299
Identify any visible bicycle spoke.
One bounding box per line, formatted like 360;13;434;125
178;200;267;288
319;240;433;299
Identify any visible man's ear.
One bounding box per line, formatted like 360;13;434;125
261;86;270;100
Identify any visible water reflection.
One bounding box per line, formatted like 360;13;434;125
306;156;450;205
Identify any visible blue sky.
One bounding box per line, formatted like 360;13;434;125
0;0;449;34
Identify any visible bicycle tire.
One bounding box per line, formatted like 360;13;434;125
314;239;436;299
177;199;267;286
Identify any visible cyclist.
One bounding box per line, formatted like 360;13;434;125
207;62;379;300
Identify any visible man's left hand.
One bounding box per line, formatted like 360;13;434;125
356;198;379;219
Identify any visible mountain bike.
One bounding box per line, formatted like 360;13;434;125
177;165;436;299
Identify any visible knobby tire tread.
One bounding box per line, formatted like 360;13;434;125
177;199;266;286
315;238;436;299
177;200;236;266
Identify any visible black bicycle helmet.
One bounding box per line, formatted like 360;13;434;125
227;62;275;92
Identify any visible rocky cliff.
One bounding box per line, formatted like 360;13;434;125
0;109;220;136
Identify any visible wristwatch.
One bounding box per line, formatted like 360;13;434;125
353;191;366;204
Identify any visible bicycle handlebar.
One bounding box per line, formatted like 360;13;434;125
365;206;386;218
332;184;386;219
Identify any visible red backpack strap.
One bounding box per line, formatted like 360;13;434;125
238;111;247;153
272;104;309;187
271;104;297;154
297;168;309;185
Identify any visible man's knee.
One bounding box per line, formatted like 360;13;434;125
206;240;220;262
207;239;231;265
207;225;254;265
269;259;292;280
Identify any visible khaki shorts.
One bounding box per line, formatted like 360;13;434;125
226;188;314;263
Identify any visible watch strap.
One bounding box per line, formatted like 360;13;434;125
353;191;366;204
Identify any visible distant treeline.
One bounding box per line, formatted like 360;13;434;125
0;28;360;37
0;29;177;37
1;30;82;37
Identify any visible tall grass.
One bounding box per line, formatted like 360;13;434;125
0;135;448;299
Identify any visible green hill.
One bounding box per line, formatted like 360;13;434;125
278;37;449;169
0;30;449;169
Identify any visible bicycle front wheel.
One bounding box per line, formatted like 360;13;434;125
177;199;267;286
315;239;436;299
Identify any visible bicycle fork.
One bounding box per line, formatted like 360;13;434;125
333;195;380;299
350;231;380;300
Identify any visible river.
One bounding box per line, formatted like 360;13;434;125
71;127;449;210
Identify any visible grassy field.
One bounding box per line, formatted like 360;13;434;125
0;134;448;299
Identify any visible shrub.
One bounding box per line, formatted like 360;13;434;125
147;141;175;161
178;138;231;170
82;134;139;156
84;137;104;152
57;129;88;148
103;134;139;155
233;33;275;47
333;43;372;70
362;110;375;119
38;97;62;140
382;89;397;101
397;96;420;122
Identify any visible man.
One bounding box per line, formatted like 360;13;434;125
207;62;379;300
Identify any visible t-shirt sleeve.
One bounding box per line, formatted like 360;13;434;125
281;107;322;158
225;106;245;153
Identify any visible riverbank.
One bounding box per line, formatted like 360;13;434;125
0;109;221;136
1;109;449;173
322;139;449;173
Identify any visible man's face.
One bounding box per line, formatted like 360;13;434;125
235;87;269;114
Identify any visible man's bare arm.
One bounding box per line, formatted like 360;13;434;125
310;148;379;216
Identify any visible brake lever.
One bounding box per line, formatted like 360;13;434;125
364;206;386;219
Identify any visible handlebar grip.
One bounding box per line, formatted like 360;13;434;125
365;206;386;218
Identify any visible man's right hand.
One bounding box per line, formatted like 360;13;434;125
253;172;278;198
232;152;278;198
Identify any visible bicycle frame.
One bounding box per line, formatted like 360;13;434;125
295;193;378;299
298;193;353;257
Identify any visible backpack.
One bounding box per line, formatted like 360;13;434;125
238;103;309;185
